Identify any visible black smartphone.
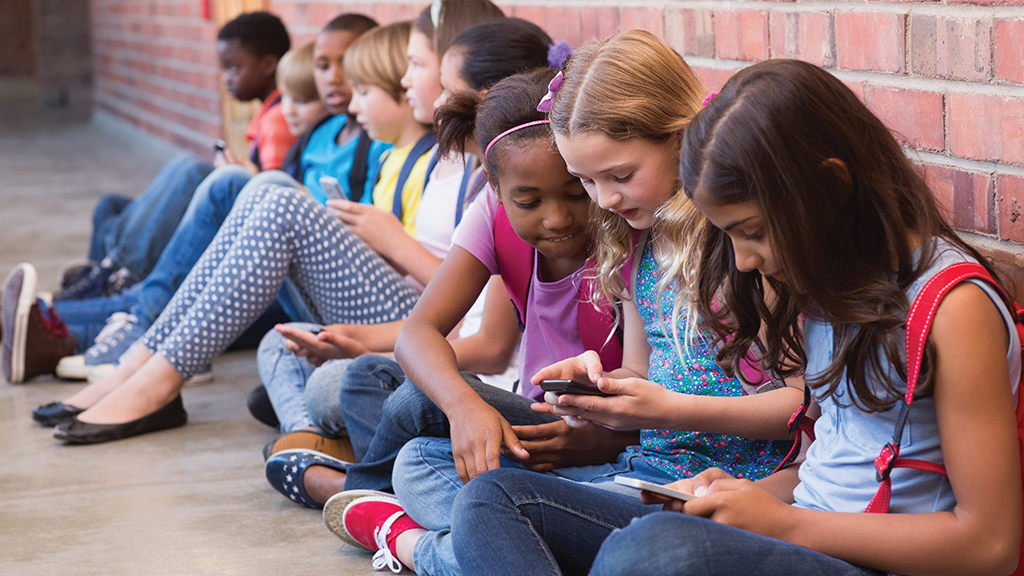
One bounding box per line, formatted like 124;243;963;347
213;139;227;153
539;379;614;397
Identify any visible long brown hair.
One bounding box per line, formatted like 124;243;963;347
678;59;1008;411
413;0;505;59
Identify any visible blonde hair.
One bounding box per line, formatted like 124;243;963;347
548;29;707;356
276;41;319;102
343;21;411;102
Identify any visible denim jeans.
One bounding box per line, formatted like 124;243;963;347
257;323;354;433
394;439;669;576
89;154;215;279
590;513;883;576
337;355;409;460
55;167;299;349
342;374;557;493
450;469;654;576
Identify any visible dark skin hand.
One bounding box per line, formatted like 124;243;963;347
504;402;640;472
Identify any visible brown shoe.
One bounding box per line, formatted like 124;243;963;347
262;430;358;463
2;263;76;384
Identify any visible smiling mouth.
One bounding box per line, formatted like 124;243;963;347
547;232;576;243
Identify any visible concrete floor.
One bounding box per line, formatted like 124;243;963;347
0;106;381;575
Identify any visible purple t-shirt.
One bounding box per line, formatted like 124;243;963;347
452;186;586;400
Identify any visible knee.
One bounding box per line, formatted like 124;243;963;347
451;470;518;521
591;514;701;576
341;355;405;396
380;380;434;426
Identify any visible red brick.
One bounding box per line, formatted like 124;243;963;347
510;5;545;30
948;92;1024;165
923;164;995;234
544;6;583;47
665;7;714;59
909;14;991;81
769;11;834;67
843;79;867;103
998;174;1024;242
691;65;737;92
620;6;664;36
715;9;769;62
836;11;905;72
581;7;619;40
867;86;944;152
995;18;1024;83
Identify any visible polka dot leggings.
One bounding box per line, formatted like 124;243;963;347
139;184;420;379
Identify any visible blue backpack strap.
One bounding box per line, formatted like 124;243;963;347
454;154;477;227
392;133;439;221
421;148;440;191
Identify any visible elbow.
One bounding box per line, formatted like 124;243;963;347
972;527;1021;576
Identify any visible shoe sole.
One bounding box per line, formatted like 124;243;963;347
264;431;357;463
56;355;90;380
323;490;394;549
2;264;37;384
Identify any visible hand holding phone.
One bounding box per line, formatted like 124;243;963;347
539;378;614;397
613;476;696;501
320;175;349;201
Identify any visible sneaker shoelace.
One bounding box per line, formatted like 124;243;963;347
371;510;406;574
36;305;70;340
89;312;138;355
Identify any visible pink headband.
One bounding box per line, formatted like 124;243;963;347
483;120;550;159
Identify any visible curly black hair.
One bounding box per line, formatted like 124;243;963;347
218;11;290;59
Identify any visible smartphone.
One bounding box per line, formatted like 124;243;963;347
319;175;349;201
613;476;696;501
213;139;227;153
539;379;614;397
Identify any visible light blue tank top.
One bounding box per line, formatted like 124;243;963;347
794;239;1020;517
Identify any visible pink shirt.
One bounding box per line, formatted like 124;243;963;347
453;187;585;399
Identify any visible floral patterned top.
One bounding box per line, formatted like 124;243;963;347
625;237;792;480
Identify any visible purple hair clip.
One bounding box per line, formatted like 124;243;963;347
702;91;719;108
547;40;573;69
536;71;564;113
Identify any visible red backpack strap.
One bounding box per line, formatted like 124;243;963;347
493;204;533;330
866;261;1003;513
578;262;624;371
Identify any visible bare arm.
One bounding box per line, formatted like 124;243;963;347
450;276;521;375
682;283;1021;576
395;247;529;483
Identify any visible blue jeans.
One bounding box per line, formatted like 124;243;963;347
89;154;215;279
257;323;354;433
342;374;557;493
394;439;669;576
450;469;654;576
337;355;409;460
591;514;883;576
56;167;299;349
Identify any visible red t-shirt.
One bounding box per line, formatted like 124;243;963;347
244;89;295;171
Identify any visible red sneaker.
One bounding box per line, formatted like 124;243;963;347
323;491;422;573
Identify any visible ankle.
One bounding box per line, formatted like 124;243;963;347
303;465;347;505
395;528;425;570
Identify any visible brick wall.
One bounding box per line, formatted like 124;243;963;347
89;0;1024;286
0;0;34;77
92;0;221;152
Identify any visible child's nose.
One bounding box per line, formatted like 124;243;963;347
594;184;621;211
544;205;573;230
734;244;761;273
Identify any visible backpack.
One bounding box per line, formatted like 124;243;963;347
788;261;1024;573
492;203;623;371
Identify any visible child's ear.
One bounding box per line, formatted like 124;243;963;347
260;54;280;79
819;157;852;204
482;165;501;203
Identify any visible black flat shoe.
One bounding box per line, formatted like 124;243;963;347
32;401;84;426
52;395;188;444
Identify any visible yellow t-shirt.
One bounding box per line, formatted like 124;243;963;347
372;141;432;236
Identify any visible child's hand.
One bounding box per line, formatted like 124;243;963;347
640;467;734;509
448;400;530;484
680;474;793;540
275;324;370;366
508;417;636;472
531;350;604;389
327;199;406;255
546;376;673;430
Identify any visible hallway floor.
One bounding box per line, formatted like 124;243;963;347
0;106;381;575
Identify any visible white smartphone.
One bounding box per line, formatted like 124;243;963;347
614;476;696;501
319;175;348;201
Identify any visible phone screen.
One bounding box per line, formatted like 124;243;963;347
539;379;614;397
